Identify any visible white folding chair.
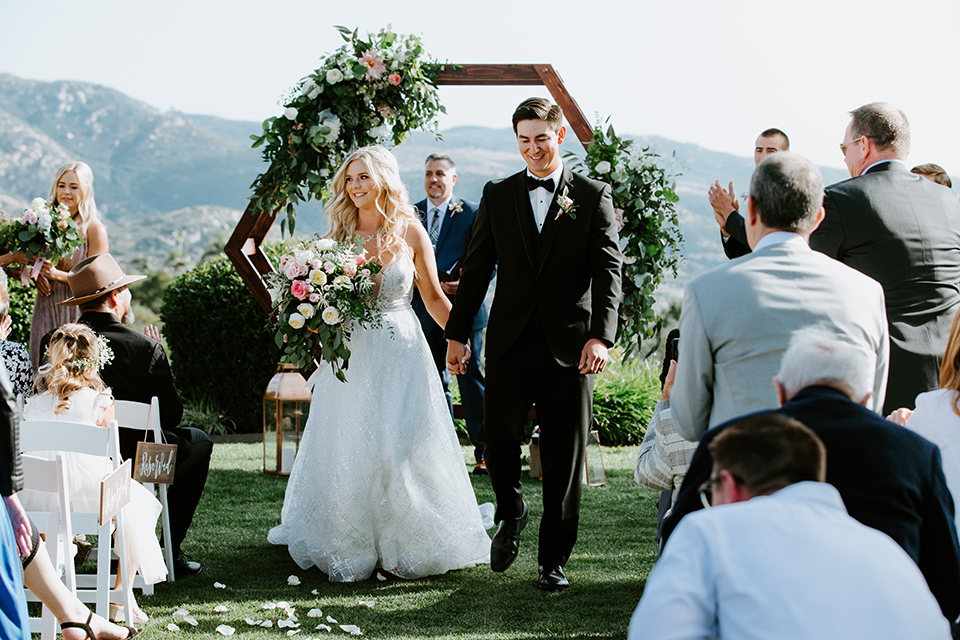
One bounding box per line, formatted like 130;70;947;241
113;397;176;585
20;418;135;627
21;453;74;640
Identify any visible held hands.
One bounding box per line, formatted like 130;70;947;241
440;279;459;295
708;181;739;236
579;338;609;375
446;339;472;375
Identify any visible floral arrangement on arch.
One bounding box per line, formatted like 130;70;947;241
0;198;84;285
249;25;445;235
566;121;682;357
265;236;383;382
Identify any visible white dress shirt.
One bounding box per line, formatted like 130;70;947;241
527;165;564;232
629;482;950;640
905;388;960;536
426;196;452;240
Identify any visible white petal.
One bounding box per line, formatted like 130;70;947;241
376;573;387;581
288;575;301;585
263;603;278;610
340;624;363;635
358;600;374;608
277;601;291;608
216;625;236;636
326;615;338;624
167;624;180;631
244;618;262;626
311;589;320;595
214;605;228;613
214;582;226;589
173;608;189;618
287;631;300;637
261;620;274;628
184;616;199;626
278;619;300;629
316;623;332;632
307;609;323;618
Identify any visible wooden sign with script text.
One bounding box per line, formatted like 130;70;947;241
100;459;132;525
133;442;177;485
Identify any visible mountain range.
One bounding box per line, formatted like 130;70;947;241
0;73;856;298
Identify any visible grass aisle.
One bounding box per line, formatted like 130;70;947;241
138;443;659;639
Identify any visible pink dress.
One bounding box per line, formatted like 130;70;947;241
28;243;88;373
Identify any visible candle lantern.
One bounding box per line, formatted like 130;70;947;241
263;364;311;475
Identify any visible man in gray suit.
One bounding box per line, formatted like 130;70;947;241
671;153;889;440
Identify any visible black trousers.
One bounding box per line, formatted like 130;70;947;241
120;426;213;557
482;316;592;567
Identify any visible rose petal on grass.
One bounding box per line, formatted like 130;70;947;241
263;603;278;610
214;605;228;613
308;608;323;617
216;625;236;636
316;623;332;632
288;575;302;585
376;573;387;582
311;589;320;595
326;615;338;624
245;618;262;626
184;616;198;626
166;623;180;632
287;631;300;637
172;608;189;618
278;618;299;629
214;581;226;589
358;600;374;608
260;620;274;628
340;624;363;635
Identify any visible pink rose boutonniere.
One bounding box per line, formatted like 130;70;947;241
555;186;578;221
448;199;464;215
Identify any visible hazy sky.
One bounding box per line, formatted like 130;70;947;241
3;0;959;175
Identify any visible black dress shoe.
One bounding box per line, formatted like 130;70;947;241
490;501;528;572
538;564;570;592
173;553;202;576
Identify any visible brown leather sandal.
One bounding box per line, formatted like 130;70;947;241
60;611;140;639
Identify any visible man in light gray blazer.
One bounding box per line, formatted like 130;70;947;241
672;153;889;441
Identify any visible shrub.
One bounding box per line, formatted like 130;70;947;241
592;359;661;446
161;252;282;433
181;395;238;437
6;278;37;346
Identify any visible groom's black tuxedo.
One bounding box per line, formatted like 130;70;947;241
446;165;622;567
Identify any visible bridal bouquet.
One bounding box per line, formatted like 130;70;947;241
0;198;83;284
267;236;383;382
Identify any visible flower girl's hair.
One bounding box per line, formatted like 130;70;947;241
36;323;110;416
48;161;101;235
326;145;419;264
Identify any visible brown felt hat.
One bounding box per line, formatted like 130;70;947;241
56;253;146;307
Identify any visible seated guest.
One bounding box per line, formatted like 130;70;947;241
662;330;960;628
629;414;951;639
912;163;953;188
671;152;889;441
890;307;960;536
42;254;211;577
0;271;32;397
634;359;696;508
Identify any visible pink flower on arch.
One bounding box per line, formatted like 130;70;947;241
291;279;309;300
358;49;387;80
388;73;402;86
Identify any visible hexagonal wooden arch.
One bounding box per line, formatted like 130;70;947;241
225;64;593;312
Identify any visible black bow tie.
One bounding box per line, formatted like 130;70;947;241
526;176;555;192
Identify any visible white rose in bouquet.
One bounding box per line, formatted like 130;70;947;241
367;122;392;140
309;269;328;286
30;198;46;211
321;306;341;325
333;275;354;290
37;211;52;233
326;69;344;84
297;303;315;319
288;313;306;329
283;107;299;121
315;238;336;251
595;161;612;174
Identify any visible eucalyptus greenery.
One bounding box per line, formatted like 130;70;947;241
567;121;682;356
249;26;445;235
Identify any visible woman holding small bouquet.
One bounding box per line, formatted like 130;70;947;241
268;145;491;582
0;162;108;372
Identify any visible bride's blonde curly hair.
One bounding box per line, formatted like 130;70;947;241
326;145;419;265
36;323;110;416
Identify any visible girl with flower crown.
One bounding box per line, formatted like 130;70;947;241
18;324;165;624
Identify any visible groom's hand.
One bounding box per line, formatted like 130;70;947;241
446;339;471;375
579;339;609;375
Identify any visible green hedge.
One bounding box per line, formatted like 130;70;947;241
593;359;661;446
161;253;282;433
7;278;37;346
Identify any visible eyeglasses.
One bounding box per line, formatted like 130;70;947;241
839;136;865;157
698;472;745;508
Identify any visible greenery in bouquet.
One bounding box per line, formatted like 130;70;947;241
266;236;383;382
0;198;83;279
567;121;682;357
249;25;445;235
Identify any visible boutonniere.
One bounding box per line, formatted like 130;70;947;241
448;199;463;215
555;186;577;220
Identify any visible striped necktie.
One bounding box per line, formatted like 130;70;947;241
429;208;441;243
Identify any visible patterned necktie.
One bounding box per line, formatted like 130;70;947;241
429;208;441;244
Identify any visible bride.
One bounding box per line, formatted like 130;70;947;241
268;145;491;581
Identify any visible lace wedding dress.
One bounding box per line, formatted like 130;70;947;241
268;248;491;581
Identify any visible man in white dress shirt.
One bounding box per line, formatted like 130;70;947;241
628;413;951;640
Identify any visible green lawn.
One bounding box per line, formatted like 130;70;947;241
136;443;659;639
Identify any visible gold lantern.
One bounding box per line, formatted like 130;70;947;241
263;364;311;475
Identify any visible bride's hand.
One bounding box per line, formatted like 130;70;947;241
446;340;470;375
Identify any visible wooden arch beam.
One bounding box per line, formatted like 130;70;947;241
226;64;591;312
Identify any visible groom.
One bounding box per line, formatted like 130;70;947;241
446;97;622;591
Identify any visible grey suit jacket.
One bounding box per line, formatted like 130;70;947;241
672;237;889;440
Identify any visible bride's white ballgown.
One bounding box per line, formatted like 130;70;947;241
268;248;491;581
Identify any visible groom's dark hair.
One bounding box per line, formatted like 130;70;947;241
512;98;563;134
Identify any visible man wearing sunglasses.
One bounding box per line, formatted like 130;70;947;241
629;413;951;639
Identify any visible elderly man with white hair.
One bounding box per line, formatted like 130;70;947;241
660;330;960;631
